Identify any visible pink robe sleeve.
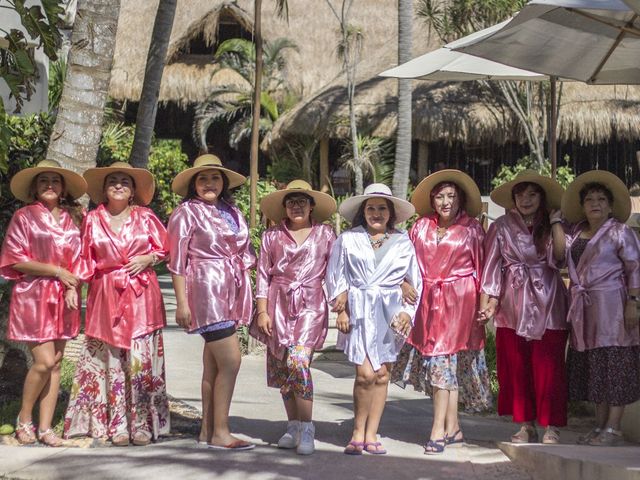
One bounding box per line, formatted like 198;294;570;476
77;214;96;282
167;205;194;276
0;212;32;280
143;208;169;261
619;225;640;289
481;221;503;298
255;231;273;299
472;221;485;287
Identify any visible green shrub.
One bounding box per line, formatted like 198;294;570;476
492;155;575;189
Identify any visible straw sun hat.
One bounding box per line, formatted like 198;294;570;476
171;154;246;197
260;179;337;222
83;161;155;206
411;169;482;218
561;170;631;223
490;169;564;211
10;159;87;203
339;183;415;224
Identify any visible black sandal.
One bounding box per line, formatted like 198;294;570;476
446;429;465;446
424;437;446;455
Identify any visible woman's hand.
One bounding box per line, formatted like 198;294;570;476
477;299;498;324
57;269;79;289
391;312;412;337
625;300;639;330
125;254;153;276
175;303;192;330
549;209;563;224
64;288;78;310
257;311;273;337
331;291;348;313
336;310;351;333
400;281;418;306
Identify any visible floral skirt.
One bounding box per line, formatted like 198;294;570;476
391;343;493;413
266;345;314;401
64;330;170;440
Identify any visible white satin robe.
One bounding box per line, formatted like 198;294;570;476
325;226;422;371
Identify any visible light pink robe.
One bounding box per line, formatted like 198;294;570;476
0;202;82;342
482;210;568;340
250;221;336;359
80;204;167;349
407;212;485;356
566;218;640;351
167;199;256;331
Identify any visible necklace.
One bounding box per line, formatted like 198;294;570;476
368;230;389;249
436;226;447;243
108;206;131;221
522;214;535;227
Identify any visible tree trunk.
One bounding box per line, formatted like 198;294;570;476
46;0;121;174
249;0;263;228
129;0;177;168
392;0;413;200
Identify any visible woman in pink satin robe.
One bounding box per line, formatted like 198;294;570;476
168;154;256;450
64;162;170;446
392;170;491;455
479;170;568;444
561;171;640;446
1;160;86;447
249;180;336;455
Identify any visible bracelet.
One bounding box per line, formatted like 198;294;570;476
550;219;562;226
628;295;640;302
150;253;158;266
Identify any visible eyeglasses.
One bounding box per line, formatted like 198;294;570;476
285;198;310;208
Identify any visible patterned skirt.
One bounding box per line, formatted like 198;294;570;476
266;345;314;401
64;330;170;440
391;343;493;413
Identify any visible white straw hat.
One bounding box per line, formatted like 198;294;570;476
338;183;415;224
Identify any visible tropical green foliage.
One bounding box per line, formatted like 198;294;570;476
47;56;66;113
234;178;278;253
339;135;395;187
491;155;575;189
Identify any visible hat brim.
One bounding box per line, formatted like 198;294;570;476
411;169;483;217
260;188;337;222
561;170;631;223
339;193;415;224
490;173;564;211
84;166;155;206
10;165;87;203
172;166;246;197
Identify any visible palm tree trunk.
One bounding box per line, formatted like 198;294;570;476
46;0;121;174
249;0;263;228
129;0;177;168
392;0;412;200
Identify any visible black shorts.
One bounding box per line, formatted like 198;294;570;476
200;325;236;343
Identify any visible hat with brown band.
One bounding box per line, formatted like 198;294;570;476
83;161;155;206
260;179;337;222
172;154;246;197
10;159;87;203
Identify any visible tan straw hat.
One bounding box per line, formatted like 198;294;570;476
561;170;631;223
172;154;246;197
411;169;482;217
10;159;87;203
83;161;155;206
260;179;337;222
490;169;563;210
339;183;415;224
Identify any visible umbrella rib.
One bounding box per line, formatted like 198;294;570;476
569;9;640;38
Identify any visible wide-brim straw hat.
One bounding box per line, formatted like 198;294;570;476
411;169;482;217
490;169;564;211
561;170;631;223
339;183;415;224
10;159;87;203
260;179;337;222
172;154;246;197
84;161;155;206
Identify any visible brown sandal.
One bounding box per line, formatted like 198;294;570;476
15;417;37;445
38;429;64;447
132;431;152;446
111;434;130;447
588;427;624;446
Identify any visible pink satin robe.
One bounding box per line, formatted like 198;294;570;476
250;221;336;360
80;204;167;349
482;210;568;340
167;199;256;331
566;219;640;351
0;202;82;342
407;212;485;356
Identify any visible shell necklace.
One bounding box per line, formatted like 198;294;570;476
368;230;389;249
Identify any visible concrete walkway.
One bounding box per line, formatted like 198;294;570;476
0;275;638;480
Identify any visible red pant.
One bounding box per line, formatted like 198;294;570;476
496;327;568;427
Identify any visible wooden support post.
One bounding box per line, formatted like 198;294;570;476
320;137;330;192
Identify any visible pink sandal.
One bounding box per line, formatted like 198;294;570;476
343;440;364;455
15;417;36;445
38;429;64;447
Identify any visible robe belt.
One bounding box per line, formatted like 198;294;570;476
44;279;66;336
568;278;624;352
505;263;547;340
349;284;389;326
424;270;475;313
192;254;245;288
95;266;151;329
507;262;543;289
271;276;323;320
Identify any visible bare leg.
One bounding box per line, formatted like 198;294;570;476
18;341;60;426
199;343;217;443
350;358;376;448
36;340;66;431
282;396;298;421
445;389;461;440
363;363;390;451
595;402;608;430
295;397;313;422
429;387;449;442
605;405;625;431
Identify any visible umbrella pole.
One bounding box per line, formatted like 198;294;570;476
550;76;557;180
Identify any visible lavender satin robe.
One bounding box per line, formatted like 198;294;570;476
0;202;82;342
408;212;485;356
567;219;640;351
325;227;423;371
80;204;168;349
250;221;336;360
167;199;256;331
482;210;568;340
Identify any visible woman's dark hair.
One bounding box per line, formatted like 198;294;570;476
182;169;233;204
30;173;84;227
511;181;550;255
351;197;397;230
579;182;614;206
429;181;466;214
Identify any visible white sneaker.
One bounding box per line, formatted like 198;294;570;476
277;420;300;449
297;422;315;455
